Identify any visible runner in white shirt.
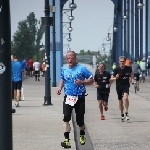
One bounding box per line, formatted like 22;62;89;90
33;60;41;81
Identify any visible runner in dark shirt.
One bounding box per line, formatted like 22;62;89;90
111;56;133;122
94;63;113;120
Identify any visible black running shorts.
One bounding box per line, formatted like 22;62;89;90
12;81;22;90
29;67;33;71
117;85;129;100
97;93;109;102
134;73;139;81
63;95;85;127
35;71;40;75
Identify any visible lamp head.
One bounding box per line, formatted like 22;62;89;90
123;15;128;20
101;47;105;51
106;37;111;41
68;16;75;21
69;3;77;10
67;38;72;42
113;27;118;32
68;27;73;32
67;47;71;51
137;2;144;9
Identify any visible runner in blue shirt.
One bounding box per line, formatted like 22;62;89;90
56;51;94;148
12;55;24;107
22;58;28;75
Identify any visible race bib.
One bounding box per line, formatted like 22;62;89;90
65;96;78;106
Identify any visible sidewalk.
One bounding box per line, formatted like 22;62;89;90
12;76;76;150
84;79;150;150
12;76;150;150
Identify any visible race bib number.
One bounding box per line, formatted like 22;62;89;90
65;96;78;106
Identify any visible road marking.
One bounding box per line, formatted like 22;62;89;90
72;109;94;150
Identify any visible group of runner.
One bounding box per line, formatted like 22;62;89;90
56;51;133;148
11;55;46;107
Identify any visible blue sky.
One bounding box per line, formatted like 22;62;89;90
10;0;114;53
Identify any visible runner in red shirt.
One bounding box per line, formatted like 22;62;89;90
28;57;33;77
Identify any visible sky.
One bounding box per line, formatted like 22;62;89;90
10;0;114;53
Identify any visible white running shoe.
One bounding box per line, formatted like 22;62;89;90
125;114;130;120
15;102;20;107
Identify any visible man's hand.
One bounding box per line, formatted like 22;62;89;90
108;84;111;88
74;79;83;85
94;84;99;88
129;78;132;83
56;88;61;95
116;74;119;79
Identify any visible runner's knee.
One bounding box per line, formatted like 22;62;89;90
98;100;103;104
123;94;128;101
63;115;71;122
76;119;84;127
119;100;123;105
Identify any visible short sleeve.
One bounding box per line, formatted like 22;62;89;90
82;67;93;79
61;69;65;80
113;68;117;77
129;66;132;73
21;62;24;70
94;73;97;82
107;72;111;79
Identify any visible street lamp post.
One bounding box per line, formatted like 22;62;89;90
106;32;113;66
135;0;139;59
131;0;135;62
63;44;71;51
63;33;72;42
41;0;53;105
0;0;12;149
63;22;73;32
140;0;144;60
52;0;57;87
145;0;149;75
123;0;144;60
69;0;77;10
124;0;127;57
63;10;75;22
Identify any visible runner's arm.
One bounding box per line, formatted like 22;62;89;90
111;74;119;80
83;76;94;85
110;68;118;80
129;71;134;83
58;79;64;90
93;81;99;88
109;79;113;85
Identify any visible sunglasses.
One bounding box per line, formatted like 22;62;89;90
120;61;125;62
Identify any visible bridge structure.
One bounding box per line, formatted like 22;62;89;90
110;0;150;65
50;0;150;86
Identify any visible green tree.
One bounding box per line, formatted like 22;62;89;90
11;12;44;60
86;50;90;55
79;49;85;55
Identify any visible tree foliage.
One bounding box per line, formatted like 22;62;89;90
11;12;44;60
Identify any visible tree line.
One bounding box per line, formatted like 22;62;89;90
11;12;44;60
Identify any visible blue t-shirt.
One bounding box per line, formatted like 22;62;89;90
22;59;27;69
61;64;93;96
12;61;23;82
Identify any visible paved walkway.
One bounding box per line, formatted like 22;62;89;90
84;78;150;150
12;76;76;150
13;76;150;150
